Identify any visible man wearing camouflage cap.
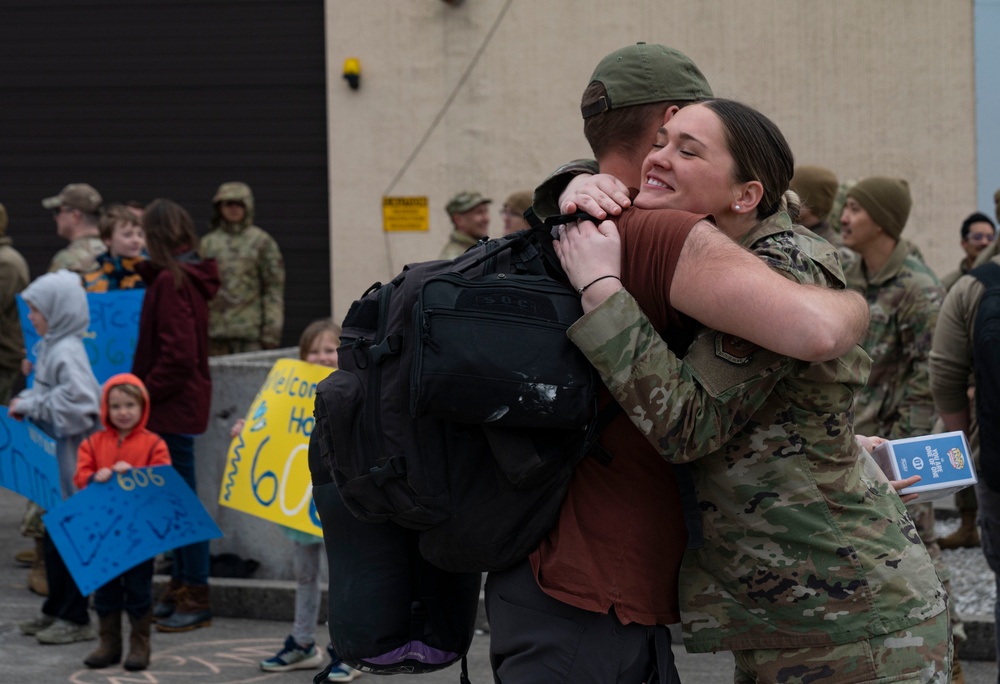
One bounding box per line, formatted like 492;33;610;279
200;182;285;356
41;183;105;274
0;202;29;405
438;191;491;259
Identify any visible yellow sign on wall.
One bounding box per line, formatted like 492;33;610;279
382;196;429;232
218;359;334;536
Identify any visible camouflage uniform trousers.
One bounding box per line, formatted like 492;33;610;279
909;501;965;643
209;338;263;357
732;608;951;683
20;501;45;539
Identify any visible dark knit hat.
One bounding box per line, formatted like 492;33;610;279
847;177;911;240
581;42;713;119
790;165;838;220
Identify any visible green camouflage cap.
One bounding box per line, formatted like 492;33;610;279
212;181;253;204
446;191;491;215
582;42;713;119
41;183;103;213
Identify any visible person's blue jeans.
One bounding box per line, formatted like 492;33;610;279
161;433;210;587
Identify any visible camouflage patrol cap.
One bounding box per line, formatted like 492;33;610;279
847;176;911;240
446;191;491;215
581;42;713;119
213;182;254;205
41;183;103;213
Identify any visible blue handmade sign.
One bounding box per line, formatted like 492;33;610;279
18;289;144;385
0;412;62;509
43;465;222;596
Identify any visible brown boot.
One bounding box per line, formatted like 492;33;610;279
14;546;35;567
940;510;980;549
124;611;152;671
84;613;122;668
153;577;183;620
155;584;211;632
28;538;48;597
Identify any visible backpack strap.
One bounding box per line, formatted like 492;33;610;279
970;261;1000;289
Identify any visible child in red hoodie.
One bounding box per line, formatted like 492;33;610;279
74;373;170;672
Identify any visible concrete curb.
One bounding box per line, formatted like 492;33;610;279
154;575;492;634
155;576;993;660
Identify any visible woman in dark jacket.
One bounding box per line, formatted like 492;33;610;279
132;199;220;632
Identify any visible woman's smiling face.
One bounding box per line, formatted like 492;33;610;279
634;103;739;217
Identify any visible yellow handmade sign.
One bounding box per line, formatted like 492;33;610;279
218;359;334;536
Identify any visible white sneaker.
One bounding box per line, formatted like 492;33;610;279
35;619;96;644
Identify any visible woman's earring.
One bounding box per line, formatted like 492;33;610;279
734;204;741;211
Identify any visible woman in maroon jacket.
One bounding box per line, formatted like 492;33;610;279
132;199;220;633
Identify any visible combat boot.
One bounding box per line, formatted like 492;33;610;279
124;611;152;671
28;538;48;596
155;583;211;632
939;510;980;549
153;577;183;620
84;612;122;668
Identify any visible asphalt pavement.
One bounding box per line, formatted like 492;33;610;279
1;486;996;683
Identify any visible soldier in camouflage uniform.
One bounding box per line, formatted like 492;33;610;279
41;183;106;274
201;182;285;355
789;164;841;246
839;176;963;680
557;101;950;682
439;191;491;260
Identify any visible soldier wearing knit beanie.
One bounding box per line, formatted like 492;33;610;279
790;165;839;244
845;177;911;240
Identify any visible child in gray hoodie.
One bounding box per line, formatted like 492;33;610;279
9;269;101;645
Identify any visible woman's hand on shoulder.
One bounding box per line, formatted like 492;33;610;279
560;173;631;218
553;219;623;313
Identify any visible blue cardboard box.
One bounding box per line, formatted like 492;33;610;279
872;431;977;503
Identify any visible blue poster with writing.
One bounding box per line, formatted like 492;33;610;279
0;413;62;509
43;465;222;596
18;289;144;385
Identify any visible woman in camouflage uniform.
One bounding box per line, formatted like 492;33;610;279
555;100;951;682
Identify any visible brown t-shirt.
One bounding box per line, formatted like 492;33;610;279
530;208;705;626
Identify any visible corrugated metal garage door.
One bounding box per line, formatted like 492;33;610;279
0;0;329;347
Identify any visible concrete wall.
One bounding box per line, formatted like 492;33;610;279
194;349;327;583
326;0;976;321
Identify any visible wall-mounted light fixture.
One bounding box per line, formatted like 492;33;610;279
343;57;360;90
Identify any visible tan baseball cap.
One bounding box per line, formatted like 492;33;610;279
41;183;103;213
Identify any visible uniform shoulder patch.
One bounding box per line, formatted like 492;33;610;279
714;333;757;365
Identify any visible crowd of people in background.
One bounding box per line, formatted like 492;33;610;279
2;40;1000;684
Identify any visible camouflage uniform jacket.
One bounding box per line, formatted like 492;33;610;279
843;241;945;439
0;236;29;371
567;212;946;653
438;230;479;260
200;223;285;346
48;236;106;275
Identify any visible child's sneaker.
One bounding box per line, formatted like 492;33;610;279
35;618;96;644
18;613;55;635
260;635;323;672
326;661;363;681
325;644;362;681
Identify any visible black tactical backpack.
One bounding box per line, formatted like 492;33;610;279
971;261;1000;490
313;221;603;573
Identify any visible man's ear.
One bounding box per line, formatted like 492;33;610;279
732;181;764;214
661;105;681;124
